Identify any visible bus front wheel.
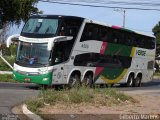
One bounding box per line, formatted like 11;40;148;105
39;84;51;89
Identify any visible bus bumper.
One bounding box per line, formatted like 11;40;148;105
12;71;52;85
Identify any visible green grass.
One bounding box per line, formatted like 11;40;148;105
0;74;17;83
154;72;160;76
0;56;15;71
26;87;135;114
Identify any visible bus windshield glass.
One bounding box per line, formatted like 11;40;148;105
16;42;51;67
22;18;58;35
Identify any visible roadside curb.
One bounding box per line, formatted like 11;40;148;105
22;104;43;120
153;76;160;79
0;71;12;74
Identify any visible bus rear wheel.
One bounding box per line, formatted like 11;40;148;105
126;75;134;87
133;76;142;87
68;74;81;88
82;74;94;88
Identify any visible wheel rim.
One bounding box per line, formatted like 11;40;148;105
129;77;133;86
69;75;80;88
135;77;141;87
82;75;93;87
127;76;133;87
83;77;89;86
71;77;77;86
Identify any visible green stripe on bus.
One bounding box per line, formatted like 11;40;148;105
104;43;132;56
94;44;134;83
13;71;52;85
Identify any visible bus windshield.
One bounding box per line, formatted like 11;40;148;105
22;18;58;35
16;42;51;67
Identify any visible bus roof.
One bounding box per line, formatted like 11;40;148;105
30;15;155;38
30;15;85;20
84;19;155;38
111;25;155;38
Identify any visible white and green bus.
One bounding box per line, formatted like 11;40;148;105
7;15;156;87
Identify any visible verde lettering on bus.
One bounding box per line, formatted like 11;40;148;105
136;50;146;56
81;44;89;49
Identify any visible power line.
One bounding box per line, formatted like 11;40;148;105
51;0;160;6
38;0;156;33
39;0;160;11
47;0;160;7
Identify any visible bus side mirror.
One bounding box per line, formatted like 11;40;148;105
48;36;73;51
6;34;20;48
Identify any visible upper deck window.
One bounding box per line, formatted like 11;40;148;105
21;16;84;38
22;18;58;35
21;18;60;38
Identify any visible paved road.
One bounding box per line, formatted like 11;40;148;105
117;79;160;96
0;80;159;114
0;83;39;114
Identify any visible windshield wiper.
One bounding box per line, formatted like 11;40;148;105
34;62;48;67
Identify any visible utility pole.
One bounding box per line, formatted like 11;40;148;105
114;8;126;28
123;10;126;28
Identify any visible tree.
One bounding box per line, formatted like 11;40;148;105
0;0;41;55
0;0;41;25
0;23;10;43
152;21;160;56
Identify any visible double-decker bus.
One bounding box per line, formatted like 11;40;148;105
6;15;156;87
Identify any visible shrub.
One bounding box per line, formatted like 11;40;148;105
26;87;135;114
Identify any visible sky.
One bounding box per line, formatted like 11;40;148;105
11;0;160;36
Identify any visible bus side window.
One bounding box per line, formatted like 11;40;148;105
80;23;93;41
112;31;119;43
67;27;78;37
99;26;108;42
146;38;155;49
128;33;134;46
100;32;108;42
92;26;99;40
110;29;124;44
151;39;155;49
132;35;137;47
59;26;66;36
80;24;89;42
139;36;144;48
88;30;93;40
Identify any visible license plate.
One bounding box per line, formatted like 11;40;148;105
24;78;30;82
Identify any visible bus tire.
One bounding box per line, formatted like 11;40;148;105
106;84;114;88
82;74;94;88
40;84;51;89
133;76;142;87
68;74;81;88
126;75;134;87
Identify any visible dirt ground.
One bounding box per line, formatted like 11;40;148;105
13;93;160;120
40;94;160;114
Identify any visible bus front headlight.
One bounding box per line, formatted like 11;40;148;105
43;77;49;81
